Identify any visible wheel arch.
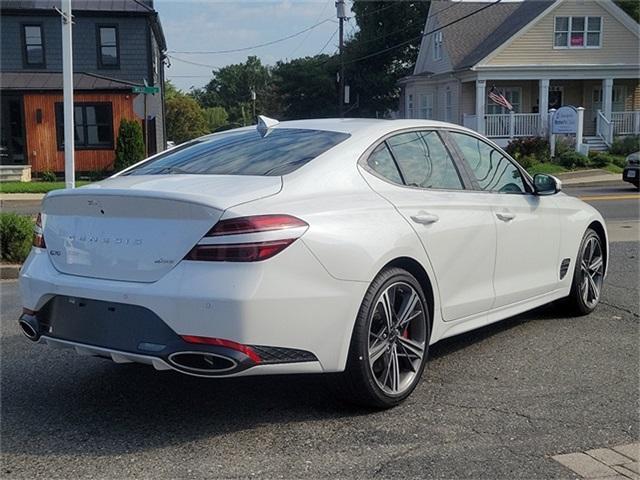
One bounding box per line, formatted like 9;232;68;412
382;256;435;330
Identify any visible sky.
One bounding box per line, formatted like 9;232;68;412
155;0;356;91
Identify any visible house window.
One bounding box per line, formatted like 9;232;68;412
55;103;114;150
445;89;453;122
23;24;45;67
433;31;443;60
420;93;434;119
554;16;601;48
487;87;521;114
592;86;627;112
97;25;119;68
407;93;414;118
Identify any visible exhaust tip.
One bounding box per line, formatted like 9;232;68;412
19;317;40;341
169;351;238;374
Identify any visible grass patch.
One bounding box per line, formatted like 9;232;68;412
525;163;568;176
0;181;90;194
602;163;624;174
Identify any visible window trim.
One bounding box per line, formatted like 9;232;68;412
359;128;474;192
55;102;114;151
96;24;120;69
21;23;45;68
553;15;602;49
433;31;443;60
441;130;534;195
419;93;434;119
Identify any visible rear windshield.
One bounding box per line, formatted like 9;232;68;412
123;128;351;176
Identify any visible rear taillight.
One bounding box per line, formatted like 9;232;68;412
185;214;308;262
33;213;46;248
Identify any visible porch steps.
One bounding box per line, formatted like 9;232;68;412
583;137;608;152
0;165;31;182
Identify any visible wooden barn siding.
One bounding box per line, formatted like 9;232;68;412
23;92;138;173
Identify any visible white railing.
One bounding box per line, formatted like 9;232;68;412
484;113;541;138
611;111;640;136
596;110;613;146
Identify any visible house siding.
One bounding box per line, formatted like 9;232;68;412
0;14;152;84
23;92;137;173
484;1;639;66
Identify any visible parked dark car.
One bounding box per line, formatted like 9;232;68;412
622;152;639;189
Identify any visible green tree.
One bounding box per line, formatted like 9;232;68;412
166;94;208;144
615;0;640;22
164;79;181;100
114;119;145;171
203;106;229;132
343;1;431;117
272;55;337;119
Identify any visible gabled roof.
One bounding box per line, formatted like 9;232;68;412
0;0;154;14
428;0;554;71
0;71;141;90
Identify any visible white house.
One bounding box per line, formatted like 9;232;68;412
399;0;640;148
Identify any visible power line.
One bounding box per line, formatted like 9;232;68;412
167;54;220;69
317;27;339;56
169;18;336;55
288;0;333;58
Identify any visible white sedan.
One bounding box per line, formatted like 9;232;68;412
19;118;607;408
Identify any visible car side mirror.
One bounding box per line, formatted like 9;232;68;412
533;173;561;195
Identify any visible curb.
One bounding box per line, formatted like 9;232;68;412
0;264;21;280
563;180;629;188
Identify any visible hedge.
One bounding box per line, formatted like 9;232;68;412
0;213;34;263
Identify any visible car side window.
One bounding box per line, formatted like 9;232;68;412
448;131;526;194
367;143;403;184
386;131;464;190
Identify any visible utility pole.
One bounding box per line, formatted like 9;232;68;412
60;0;75;188
336;0;347;118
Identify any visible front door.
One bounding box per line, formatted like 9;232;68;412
363;130;497;322
0;95;26;165
446;130;561;308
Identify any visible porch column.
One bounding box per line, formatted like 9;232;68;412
539;79;550;134
475;80;486;134
602;78;613;120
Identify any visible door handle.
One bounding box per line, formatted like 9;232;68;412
411;213;440;225
496;212;516;222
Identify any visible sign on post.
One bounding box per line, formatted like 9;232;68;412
552;106;578;134
132;85;160;95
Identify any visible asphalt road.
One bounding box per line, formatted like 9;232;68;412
1;183;638;479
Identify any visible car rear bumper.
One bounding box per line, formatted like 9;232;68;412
19;241;368;374
623;166;639;185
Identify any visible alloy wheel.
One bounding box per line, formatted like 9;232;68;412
580;235;604;309
368;282;427;395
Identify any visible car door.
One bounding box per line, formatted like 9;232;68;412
362;129;497;322
446;131;562;308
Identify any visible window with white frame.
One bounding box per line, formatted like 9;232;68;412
420;93;434;119
433;31;443;60
486;87;521;114
554;16;601;48
407;93;414;118
445;89;453;122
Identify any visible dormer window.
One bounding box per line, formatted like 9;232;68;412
22;24;45;68
554;16;601;48
97;25;119;68
433;31;443;60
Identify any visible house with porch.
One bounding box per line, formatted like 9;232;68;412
399;0;640;150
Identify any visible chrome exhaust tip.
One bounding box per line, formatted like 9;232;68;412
168;351;238;374
18;314;40;341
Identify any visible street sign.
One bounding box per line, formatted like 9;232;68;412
132;85;159;95
552;106;578;134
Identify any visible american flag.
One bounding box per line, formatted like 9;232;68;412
488;86;513;111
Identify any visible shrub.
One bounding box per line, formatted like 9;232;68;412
589;152;627;169
515;154;538;170
115;119;145;171
556;150;589;169
0;213;33;263
505;137;550;163
40;170;57;182
87;169;110;182
609;135;640;156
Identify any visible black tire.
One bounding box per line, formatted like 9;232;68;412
334;267;431;409
564;228;605;316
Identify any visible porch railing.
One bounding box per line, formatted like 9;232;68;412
485;113;541;138
596;110;613;146
611;111;640;136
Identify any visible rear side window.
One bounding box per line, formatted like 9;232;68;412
448;131;526;193
386;131;464;190
367;143;403;184
124;128;350;176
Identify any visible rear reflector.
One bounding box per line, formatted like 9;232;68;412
185;239;295;262
206;214;307;237
33;212;46;248
181;335;262;364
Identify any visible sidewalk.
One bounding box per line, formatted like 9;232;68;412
556;169;624;187
553;442;639;479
